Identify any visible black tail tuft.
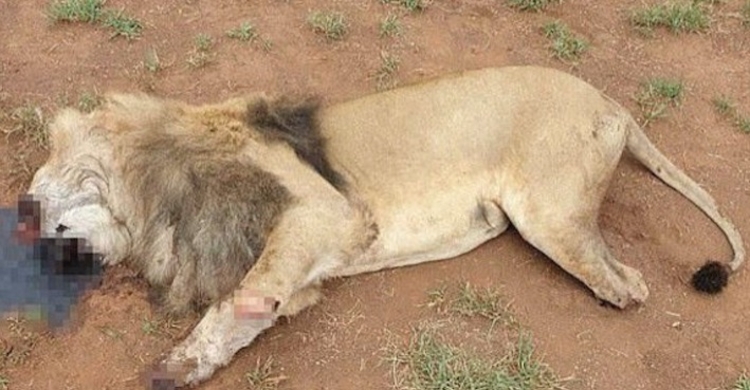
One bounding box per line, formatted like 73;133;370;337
691;261;729;294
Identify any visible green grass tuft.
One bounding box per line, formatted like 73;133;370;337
424;282;516;328
0;374;7;390
382;0;429;11
739;117;750;134
400;0;428;11
388;328;562;390
227;22;259;42
453;282;516;328
631;2;710;34
47;0;104;23
187;34;214;68
542;21;588;61
141;318;160;336
713;95;750;134
375;51;400;90
743;0;750;27
308;11;348;41
102;9;142;40
508;0;559;12
713;96;735;116
734;373;750;390
380;14;402;38
195;33;213;51
48;0;142;40
636;78;684;125
227;22;272;50
77;91;102;113
647;79;684;101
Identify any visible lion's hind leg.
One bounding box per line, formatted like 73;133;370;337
506;205;648;308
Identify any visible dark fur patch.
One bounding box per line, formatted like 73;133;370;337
246;97;346;190
691;260;729;294
122;125;293;313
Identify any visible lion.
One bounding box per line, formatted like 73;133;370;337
25;66;744;388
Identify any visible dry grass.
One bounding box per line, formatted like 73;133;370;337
141;315;183;339
245;357;287;390
425;284;449;313
0;317;44;369
4;104;49;149
96;325;126;341
142;48;162;73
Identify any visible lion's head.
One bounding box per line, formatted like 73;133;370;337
27;104;131;266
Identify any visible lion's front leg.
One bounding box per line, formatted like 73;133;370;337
150;298;270;388
148;202;369;389
149;284;322;389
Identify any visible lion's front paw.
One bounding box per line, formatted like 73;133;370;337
144;360;190;390
149;376;180;390
156;350;215;388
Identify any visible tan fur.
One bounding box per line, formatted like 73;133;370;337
28;66;744;388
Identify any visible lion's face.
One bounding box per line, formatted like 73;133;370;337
28;165;104;237
26;107;128;264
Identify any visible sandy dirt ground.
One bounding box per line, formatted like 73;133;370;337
0;0;749;389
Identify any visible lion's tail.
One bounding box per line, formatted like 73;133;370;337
626;120;745;294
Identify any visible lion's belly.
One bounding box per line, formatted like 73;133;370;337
333;174;509;277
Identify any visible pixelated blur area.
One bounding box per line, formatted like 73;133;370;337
0;200;104;329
